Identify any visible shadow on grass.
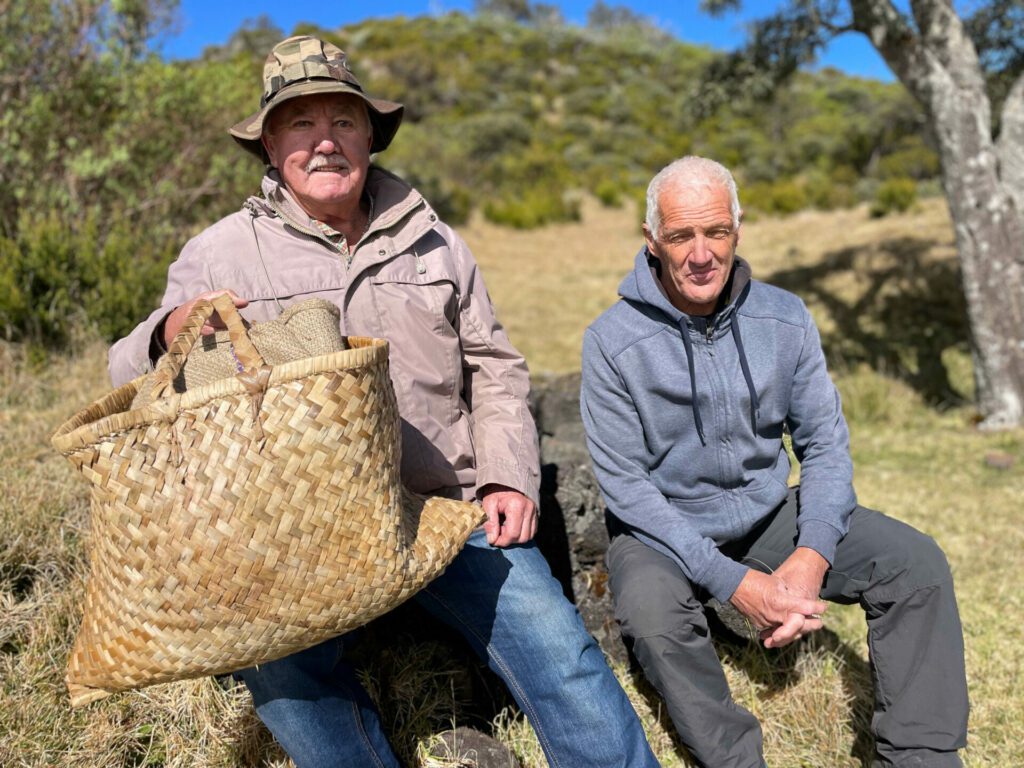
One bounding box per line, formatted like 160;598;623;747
764;236;970;408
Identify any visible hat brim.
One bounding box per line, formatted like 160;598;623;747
229;80;404;160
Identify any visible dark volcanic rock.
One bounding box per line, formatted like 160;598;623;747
425;727;522;768
531;372;625;663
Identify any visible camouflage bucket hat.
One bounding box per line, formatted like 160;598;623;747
229;35;404;160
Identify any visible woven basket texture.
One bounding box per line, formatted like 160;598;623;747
130;297;346;408
52;296;484;707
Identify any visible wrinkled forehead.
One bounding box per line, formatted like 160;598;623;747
266;92;370;130
658;182;734;227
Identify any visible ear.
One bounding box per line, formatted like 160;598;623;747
642;223;659;257
261;132;278;168
734;209;744;247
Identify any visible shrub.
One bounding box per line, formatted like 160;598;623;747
483;186;581;228
0;213;174;347
877;136;940;180
804;171;856;211
744;179;808;216
870;178;917;217
594;178;623;207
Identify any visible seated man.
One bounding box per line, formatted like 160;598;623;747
109;35;659;768
580;155;968;768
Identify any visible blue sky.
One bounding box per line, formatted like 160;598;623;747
157;0;894;81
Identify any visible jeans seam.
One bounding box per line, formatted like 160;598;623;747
420;585;562;768
348;697;389;768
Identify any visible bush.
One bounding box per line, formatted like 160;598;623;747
870;178;917;217
744;179;808;216
483;186;581;228
877;136;940;180
593;178;623;207
804;171;856;211
0;213;173;346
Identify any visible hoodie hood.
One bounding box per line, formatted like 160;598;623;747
618;246;752;321
618;247;758;445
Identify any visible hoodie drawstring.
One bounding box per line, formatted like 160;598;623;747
678;323;706;446
679;316;760;445
730;318;761;435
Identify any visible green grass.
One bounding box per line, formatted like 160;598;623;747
2;200;1022;766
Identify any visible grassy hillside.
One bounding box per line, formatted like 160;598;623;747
1;201;1021;766
3;6;936;347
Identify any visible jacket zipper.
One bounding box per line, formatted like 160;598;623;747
264;196;341;252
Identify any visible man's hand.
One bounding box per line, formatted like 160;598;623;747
774;547;830;602
479;484;537;548
163;289;249;348
729;565;828;649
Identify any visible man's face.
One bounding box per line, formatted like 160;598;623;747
262;93;373;221
644;182;740;316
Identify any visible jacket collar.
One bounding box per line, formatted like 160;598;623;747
256;166;436;260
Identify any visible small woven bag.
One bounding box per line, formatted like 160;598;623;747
52;294;484;707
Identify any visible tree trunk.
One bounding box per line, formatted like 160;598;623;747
851;0;1024;428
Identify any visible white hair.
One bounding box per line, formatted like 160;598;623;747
645;156;742;239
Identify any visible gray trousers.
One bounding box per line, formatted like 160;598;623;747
607;489;969;768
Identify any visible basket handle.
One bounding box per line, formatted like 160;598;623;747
150;293;265;400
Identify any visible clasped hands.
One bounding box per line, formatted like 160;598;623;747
729;547;829;649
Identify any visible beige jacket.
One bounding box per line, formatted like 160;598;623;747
108;167;540;506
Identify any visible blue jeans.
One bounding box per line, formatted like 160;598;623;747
235;529;660;768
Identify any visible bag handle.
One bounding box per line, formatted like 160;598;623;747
150;294;265;400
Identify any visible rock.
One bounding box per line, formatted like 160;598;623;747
424;727;522;768
532;373;626;662
984;450;1015;470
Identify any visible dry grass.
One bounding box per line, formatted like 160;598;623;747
2;197;1022;766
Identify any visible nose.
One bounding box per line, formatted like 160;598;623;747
315;136;338;154
690;232;711;264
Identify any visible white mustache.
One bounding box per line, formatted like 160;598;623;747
306;154;350;173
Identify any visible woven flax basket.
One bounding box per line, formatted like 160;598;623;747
52;295;484;707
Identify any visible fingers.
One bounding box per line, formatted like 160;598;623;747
801;613;824;633
764;612;806;648
791;595;828;619
481;497;501;546
480;490;537;548
164;289;249;347
203;290;249;333
495;502;525;547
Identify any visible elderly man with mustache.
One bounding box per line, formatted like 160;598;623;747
107;35;659;768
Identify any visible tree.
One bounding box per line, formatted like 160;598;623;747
700;0;1024;429
474;0;564;26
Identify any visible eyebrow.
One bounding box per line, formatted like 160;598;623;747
663;222;732;237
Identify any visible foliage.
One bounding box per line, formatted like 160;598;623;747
870;178;917;218
0;1;945;347
964;0;1024;124
484;187;581;229
0;213;175;345
0;0;262;346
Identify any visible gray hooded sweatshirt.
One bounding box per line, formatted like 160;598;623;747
581;248;856;603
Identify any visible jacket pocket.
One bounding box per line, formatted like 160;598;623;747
370;268;459;337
